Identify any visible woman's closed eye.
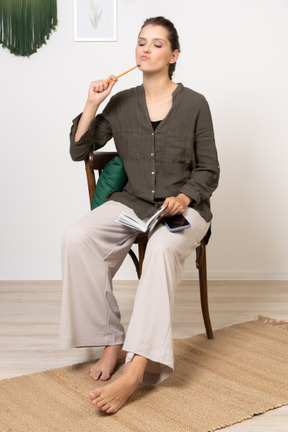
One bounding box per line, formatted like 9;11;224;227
138;43;162;48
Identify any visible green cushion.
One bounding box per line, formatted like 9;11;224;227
92;156;128;209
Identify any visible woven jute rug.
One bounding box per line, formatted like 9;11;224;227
1;316;288;432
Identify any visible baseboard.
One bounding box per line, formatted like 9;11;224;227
113;269;288;281
183;269;288;281
0;269;287;281
115;268;288;281
0;270;62;281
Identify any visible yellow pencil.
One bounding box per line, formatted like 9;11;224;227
108;65;139;82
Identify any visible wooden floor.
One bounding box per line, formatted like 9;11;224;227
0;280;287;431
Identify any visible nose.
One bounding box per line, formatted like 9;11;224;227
144;45;151;54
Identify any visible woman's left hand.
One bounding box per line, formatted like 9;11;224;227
160;194;192;218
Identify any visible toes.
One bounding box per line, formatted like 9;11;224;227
100;403;112;412
89;391;100;403
106;405;117;414
90;369;99;379
90;365;98;374
90;368;111;381
90;370;102;381
99;372;111;381
96;399;107;409
91;398;102;406
89;392;112;412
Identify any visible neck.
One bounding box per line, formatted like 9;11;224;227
142;72;176;100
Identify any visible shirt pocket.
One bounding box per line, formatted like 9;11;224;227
114;131;141;160
164;131;193;163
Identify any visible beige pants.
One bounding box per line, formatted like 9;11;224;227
59;201;210;384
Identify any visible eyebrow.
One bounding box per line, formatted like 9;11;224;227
138;37;166;43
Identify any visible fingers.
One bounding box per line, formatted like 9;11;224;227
107;75;117;84
91;76;117;93
161;196;186;217
87;76;117;105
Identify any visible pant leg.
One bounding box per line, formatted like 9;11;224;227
123;208;210;384
59;201;138;349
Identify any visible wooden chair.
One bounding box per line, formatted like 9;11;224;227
85;151;214;339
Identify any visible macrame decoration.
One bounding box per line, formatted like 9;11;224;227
0;0;58;57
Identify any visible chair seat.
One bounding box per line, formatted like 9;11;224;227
134;233;148;244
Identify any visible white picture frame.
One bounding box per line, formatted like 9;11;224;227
74;0;117;42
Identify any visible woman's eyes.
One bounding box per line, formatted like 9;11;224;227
138;43;162;48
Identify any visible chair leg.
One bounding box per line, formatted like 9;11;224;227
196;241;214;339
128;242;147;279
137;243;147;278
128;249;141;279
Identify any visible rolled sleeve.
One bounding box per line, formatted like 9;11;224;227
69;113;113;161
181;98;220;204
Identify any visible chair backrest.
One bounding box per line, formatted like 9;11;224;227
89;151;118;173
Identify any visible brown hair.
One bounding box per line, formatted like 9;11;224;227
140;17;180;80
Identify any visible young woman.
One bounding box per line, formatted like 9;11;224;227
60;16;219;414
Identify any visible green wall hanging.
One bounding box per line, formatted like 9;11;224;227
0;0;58;57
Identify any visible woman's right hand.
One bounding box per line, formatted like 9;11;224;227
87;75;117;105
75;76;117;142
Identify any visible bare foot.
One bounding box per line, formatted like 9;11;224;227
89;355;148;414
90;345;126;381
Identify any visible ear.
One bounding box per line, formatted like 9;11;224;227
169;49;180;65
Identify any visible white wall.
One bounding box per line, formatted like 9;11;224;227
1;0;288;280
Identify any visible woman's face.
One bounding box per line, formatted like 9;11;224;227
136;25;178;75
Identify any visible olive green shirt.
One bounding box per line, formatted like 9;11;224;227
70;83;220;222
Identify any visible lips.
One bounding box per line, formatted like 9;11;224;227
140;55;150;61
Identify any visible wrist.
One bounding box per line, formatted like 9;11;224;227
84;100;100;116
178;193;192;207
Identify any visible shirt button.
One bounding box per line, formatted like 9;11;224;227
151;153;154;156
152;190;155;193
151;171;155;175
152;132;154;136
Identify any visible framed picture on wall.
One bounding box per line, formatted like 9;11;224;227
74;0;117;42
